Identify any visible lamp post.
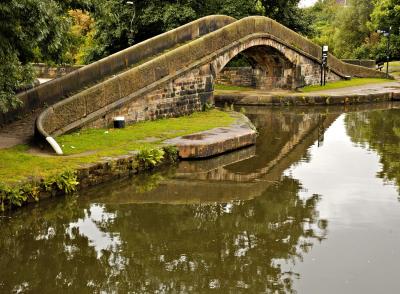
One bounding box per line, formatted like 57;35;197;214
126;1;135;46
321;45;328;86
378;26;392;78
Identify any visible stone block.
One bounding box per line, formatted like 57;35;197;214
219;25;240;47
102;76;121;106
164;118;257;159
84;84;106;114
152;56;169;81
36;79;63;105
119;68;140;98
77;62;101;88
188;37;210;62
237;17;255;38
165;45;192;74
52;96;87;130
59;70;80;98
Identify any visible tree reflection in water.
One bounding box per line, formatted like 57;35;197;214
345;108;400;194
0;107;334;292
0;177;326;293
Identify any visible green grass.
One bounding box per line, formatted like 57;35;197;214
389;61;400;67
0;110;234;185
300;78;393;93
214;84;254;92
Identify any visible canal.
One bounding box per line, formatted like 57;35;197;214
1;103;400;293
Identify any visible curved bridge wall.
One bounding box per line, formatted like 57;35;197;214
36;16;388;151
0;15;235;127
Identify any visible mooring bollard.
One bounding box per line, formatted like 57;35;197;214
113;116;125;128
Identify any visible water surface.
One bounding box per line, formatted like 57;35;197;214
1;103;400;293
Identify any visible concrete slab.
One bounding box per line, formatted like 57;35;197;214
164;112;257;158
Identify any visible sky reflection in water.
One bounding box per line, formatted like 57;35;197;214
1;104;400;293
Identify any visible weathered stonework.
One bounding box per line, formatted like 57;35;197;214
216;67;255;87
34;16;388;153
164;112;257;158
215;91;399;106
85;67;214;128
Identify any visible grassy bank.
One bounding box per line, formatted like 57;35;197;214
214;84;254;92
0;109;234;186
300;78;393;93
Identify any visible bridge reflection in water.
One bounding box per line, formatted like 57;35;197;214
1;103;397;293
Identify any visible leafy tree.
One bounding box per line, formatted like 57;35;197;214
260;0;313;35
305;0;342;51
332;0;375;58
85;0;312;63
0;0;89;112
345;108;400;194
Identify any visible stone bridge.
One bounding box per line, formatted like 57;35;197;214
13;15;385;154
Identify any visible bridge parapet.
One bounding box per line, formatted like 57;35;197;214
35;16;388;154
1;15;235;127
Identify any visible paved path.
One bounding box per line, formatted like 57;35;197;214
0;109;41;149
0;78;51;149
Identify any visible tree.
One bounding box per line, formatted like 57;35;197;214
260;0;313;35
84;0;312;63
333;0;375;58
369;0;400;61
0;0;90;112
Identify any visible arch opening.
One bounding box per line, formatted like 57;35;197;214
215;45;299;91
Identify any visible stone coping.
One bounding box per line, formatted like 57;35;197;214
164;112;257;158
215;86;400;106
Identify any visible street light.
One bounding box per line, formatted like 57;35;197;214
321;45;328;86
377;26;392;78
126;1;135;46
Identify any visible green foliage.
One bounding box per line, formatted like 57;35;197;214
300;78;393;92
260;0;313;35
137;148;165;169
345;108;400;193
134;173;165;193
0;0;89;112
202;102;214;112
306;0;400;60
45;170;79;194
0;170;78;211
0;183;27;211
162;145;179;163
85;0;311;62
214;84;253;91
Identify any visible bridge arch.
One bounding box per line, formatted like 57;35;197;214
34;16;387;154
211;37;340;90
215;44;297;90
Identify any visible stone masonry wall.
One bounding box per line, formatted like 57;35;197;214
36;16;387;148
215;67;255;87
85;65;214;129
